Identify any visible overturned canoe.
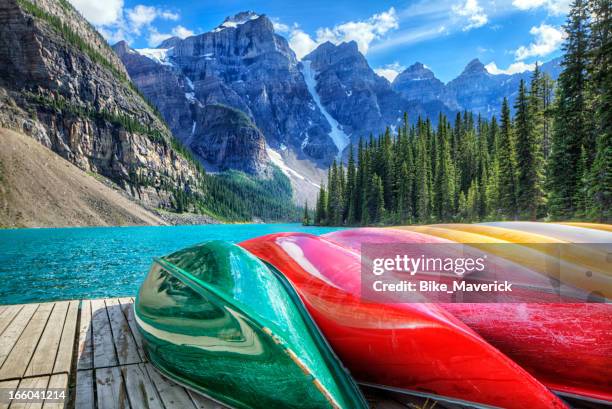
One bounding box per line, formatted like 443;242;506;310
240;232;568;409
135;240;367;409
324;225;612;404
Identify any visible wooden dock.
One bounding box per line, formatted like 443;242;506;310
0;298;230;409
0;299;411;409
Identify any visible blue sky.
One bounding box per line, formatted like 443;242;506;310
69;0;570;82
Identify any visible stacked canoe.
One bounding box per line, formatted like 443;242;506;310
135;222;612;408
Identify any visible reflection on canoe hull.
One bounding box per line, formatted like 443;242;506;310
323;226;612;404
240;232;568;409
135;240;367;409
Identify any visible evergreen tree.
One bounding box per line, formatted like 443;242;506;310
497;98;518;218
303;201;311;225
367;175;385;223
515;79;544;219
548;0;590;219
586;0;611;221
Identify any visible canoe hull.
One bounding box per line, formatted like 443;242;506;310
240;233;567;409
135;241;367;409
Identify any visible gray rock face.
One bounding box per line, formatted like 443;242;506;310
393;58;562;118
392;63;457;110
303;41;458;147
189;104;268;174
0;0;205;210
117;12;336;168
303;41;403;143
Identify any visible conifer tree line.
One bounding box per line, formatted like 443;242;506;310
310;0;610;226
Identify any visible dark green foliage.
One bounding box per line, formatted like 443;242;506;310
208;169;301;222
312;10;610;226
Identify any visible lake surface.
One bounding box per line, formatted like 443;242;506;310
0;224;343;304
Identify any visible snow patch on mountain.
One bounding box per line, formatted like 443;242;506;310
213;12;260;32
300;61;350;158
136;48;174;66
267;147;306;181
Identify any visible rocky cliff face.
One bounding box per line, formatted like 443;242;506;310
116;12;337;168
0;0;207;211
392;62;457;110
302;41;458;149
113;41;268;175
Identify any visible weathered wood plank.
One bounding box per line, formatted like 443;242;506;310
0;379;19;409
95;366;129;409
25;302;69;377
0;303;53;380
117;298;144;357
145;363;196;409
0;304;38;371
77;300;93;371
105;299;141;365
121;364;163;409
53;301;79;374
9;375;49;409
42;373;68;409
0;305;22;336
187;390;226;409
90;299;118;369
74;370;94;409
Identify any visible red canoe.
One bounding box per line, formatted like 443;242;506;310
323;227;612;404
240;232;568;409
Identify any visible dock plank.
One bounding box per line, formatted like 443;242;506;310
0;305;22;336
53;300;79;374
42;373;68;409
121;364;163;409
0;379;19;409
0;304;38;372
105;299;141;365
0;303;53;380
144;363;197;409
25;302;69;377
95;366;129;409
117;298;144;357
9;375;49;409
75;370;94;409
90;299;118;369
77;300;93;370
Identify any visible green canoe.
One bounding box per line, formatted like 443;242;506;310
135;240;367;409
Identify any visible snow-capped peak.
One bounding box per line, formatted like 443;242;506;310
213;11;260;32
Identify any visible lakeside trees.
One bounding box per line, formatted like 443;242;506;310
310;0;610;226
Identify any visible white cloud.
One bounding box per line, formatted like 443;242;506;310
172;25;194;39
147;25;195;46
515;24;565;60
512;0;571;16
452;0;488;31
374;62;405;82
286;7;399;59
272;19;290;33
147;28;172;47
289;28;319;59
69;0;191;46
69;0;123;26
127;5;158;33
485;61;536;75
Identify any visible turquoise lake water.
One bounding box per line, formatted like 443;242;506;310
0;224;343;304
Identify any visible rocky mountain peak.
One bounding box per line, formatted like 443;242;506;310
213;11;262;32
461;58;487;75
158;36;182;49
112;40;131;54
394;62;436;83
